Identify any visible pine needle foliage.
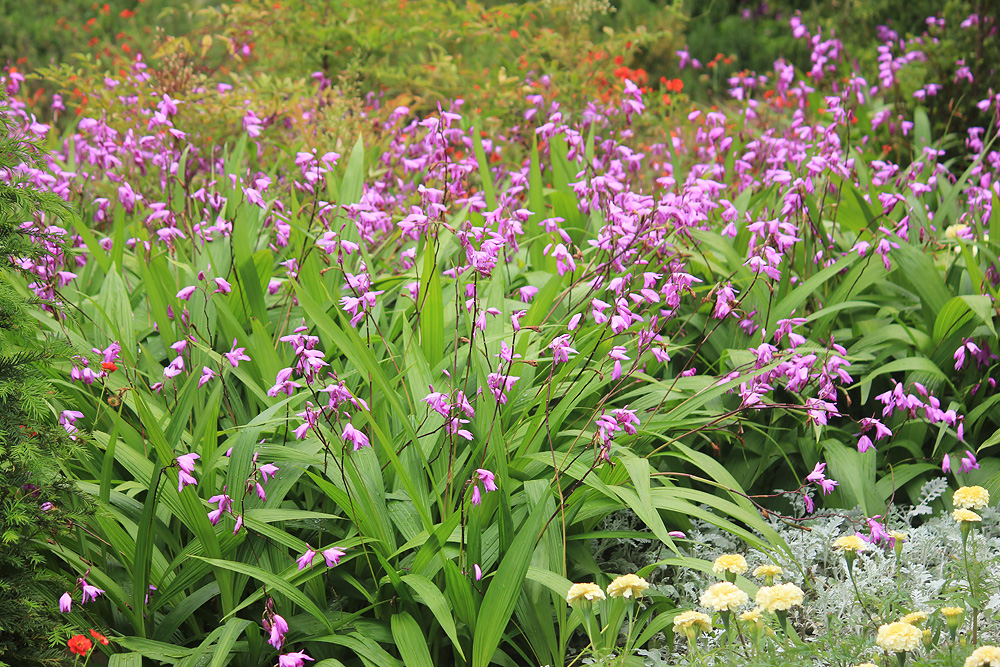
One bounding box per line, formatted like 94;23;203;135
0;92;86;667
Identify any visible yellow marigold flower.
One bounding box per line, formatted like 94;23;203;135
673;610;712;634
954;486;990;510
754;583;804;612
953;508;982;523
876;622;921;653
901;611;928;625
941;606;965;617
966;645;1000;667
833;535;867;552
606;574;649;599
699;582;749;612
739;607;762;623
566;582;605;605
891;531;907;544
753;564;783;578
712;554;748;575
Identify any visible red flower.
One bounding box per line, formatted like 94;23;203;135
102;361;117;372
68;635;92;656
89;629;109;645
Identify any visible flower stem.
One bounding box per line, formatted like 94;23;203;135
962;530;979;644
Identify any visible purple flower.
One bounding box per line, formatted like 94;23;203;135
322;548;345;567
207;493;232;525
267;613;289;650
866;517;891;545
476;469;498;492
198;367;217;387
422;386;450;416
297;548;317;570
78;578;104;604
806;462;827;483
224;339;251;368
960;450;980;473
548;334;578;364
176;286;197;301
178;469;197;492
942;454;952;473
857;435;875;453
473;564;482;581
176;453;200;474
278;651;314;667
213;277;232;294
342;423;369;450
59;592;72;613
471;468;498;505
818;478;838;495
259;463;279;483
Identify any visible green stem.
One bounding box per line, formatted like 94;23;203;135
963;531;979;644
620;603;635;666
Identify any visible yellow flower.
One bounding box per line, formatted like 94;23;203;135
754;583;804;612
739;607;762;623
833;535;867;552
753;564;783;578
673;610;712;634
953;508;982;523
941;606;965;617
954;486;990;510
876;622;921;653
712;554;748;576
901;611;928;626
966;645;1000;667
606;574;649;599
566;582;605;605
699;582;749;612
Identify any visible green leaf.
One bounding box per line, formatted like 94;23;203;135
194;557;336;633
472;488;548;667
108;654;144;667
401;574;465;659
933;295;995;342
391;611;435;667
823;439;880;516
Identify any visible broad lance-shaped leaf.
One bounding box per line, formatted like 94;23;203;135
472;488;549;667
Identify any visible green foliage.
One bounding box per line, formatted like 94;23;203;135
0;94;88;667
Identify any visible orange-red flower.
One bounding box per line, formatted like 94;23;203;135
89;629;109;645
68;634;92;656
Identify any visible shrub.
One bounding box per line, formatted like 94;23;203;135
0;93;87;666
